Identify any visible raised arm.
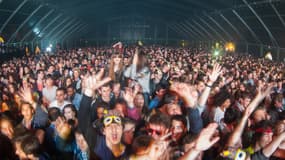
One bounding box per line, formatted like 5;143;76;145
179;123;220;160
198;63;222;111
226;85;272;147
123;87;135;109
170;82;197;108
19;86;37;110
170;82;203;134
78;70;111;135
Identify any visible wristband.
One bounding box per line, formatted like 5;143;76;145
205;83;212;88
84;89;93;97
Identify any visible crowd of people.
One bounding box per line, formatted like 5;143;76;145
0;43;285;160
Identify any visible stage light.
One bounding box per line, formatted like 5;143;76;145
46;47;51;52
225;42;235;52
138;41;143;46
33;28;40;35
0;36;4;43
49;44;53;47
265;52;272;60
214;50;219;56
215;42;219;48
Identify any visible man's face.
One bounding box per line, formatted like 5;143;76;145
56;90;65;102
21;104;34;121
253;109;269;124
123;58;129;65
123;123;135;145
196;82;205;93
104;123;123;145
259;131;273;148
67;88;74;97
101;86;111;98
0;120;14;139
147;123;168;140
242;97;251;108
274;100;283;108
166;104;182;116
15;142;28;160
156;89;166;97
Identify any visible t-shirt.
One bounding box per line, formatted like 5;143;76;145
94;135;129;160
214;107;224;123
42;86;57;103
251;150;268;160
49;100;71;110
213;107;225;130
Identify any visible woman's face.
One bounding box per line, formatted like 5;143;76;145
66;78;72;86
134;94;144;108
64;107;76;120
8;75;14;83
113;55;122;65
222;99;231;109
24;66;30;74
8;84;15;94
97;107;105;119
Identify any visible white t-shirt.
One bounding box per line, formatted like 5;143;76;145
213;107;225;125
42;86;57;103
49;100;71;111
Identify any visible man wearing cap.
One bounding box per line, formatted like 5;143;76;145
78;75;129;159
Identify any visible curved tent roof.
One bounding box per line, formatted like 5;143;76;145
1;0;285;48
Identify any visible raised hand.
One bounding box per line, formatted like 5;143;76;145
170;82;197;108
194;123;220;151
123;87;135;107
148;133;171;160
112;41;123;49
256;83;273;99
19;87;34;105
208;63;222;84
244;84;273;117
132;48;139;65
55;116;71;140
83;68;111;96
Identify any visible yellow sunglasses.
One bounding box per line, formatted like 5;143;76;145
103;115;122;126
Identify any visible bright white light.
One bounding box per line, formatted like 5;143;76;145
214;50;219;56
46;47;51;52
33;28;40;35
265;52;272;61
49;44;53;47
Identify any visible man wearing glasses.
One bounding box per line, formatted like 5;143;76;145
146;113;171;140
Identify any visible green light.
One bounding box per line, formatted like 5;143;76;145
214;50;219;56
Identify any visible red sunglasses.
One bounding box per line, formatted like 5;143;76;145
147;128;163;136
